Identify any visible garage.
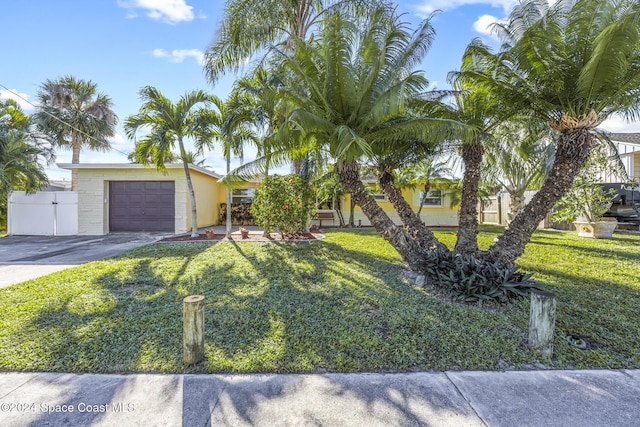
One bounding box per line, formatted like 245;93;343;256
57;163;222;235
109;181;175;232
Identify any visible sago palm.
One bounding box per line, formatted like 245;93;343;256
459;0;640;265
271;8;470;268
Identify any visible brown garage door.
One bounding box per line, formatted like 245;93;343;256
109;181;175;232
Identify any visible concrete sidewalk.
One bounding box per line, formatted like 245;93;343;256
1;370;638;426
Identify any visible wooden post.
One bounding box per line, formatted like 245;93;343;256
183;295;205;365
528;290;556;358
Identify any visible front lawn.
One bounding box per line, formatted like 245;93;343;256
0;227;638;373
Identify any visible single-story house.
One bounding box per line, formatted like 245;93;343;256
39;163;459;235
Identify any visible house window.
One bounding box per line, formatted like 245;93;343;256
367;188;387;201
419;190;443;207
232;188;255;204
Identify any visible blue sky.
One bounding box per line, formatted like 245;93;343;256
1;0;637;180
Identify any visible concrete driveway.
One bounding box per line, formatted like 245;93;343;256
0;234;162;288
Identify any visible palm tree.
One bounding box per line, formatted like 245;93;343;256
459;0;640;265
0;100;50;224
267;8;469;269
196;92;258;238
483;123;555;224
35;75;116;191
204;0;390;176
204;0;387;84
396;157;454;219
125;87;212;237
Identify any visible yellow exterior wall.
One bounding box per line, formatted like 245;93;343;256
216;181;260;205
186;170;221;229
634;152;640;180
341;186;459;227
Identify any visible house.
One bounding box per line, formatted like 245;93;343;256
9;163;459;236
601;133;640;182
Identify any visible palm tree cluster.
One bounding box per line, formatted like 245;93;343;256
0;99;52;226
201;0;640;272
12;0;637;278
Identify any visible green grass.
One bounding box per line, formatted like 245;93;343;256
0;227;638;373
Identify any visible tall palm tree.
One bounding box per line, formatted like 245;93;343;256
196;92;258;238
35;75;116;191
205;0;390;175
125;87;212;237
268;8;469;269
204;0;387;84
459;0;640;265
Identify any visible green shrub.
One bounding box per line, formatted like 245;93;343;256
423;250;541;304
251;174;314;236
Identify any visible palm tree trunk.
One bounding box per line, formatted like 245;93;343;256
349;197;355;226
378;171;447;252
454;141;483;255
337;160;427;270
225;151;232;239
71;133;81;191
179;138;199;238
486;128;595;265
415;182;430;219
263;152;270;237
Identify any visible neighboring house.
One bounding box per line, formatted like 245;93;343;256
478;133;640;227
602;133;640;182
43;179;72;192
58;163;223;235
342;184;460;227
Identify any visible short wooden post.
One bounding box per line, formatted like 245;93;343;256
528;289;556;358
183;295;205;365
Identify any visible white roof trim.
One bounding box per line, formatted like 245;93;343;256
56;163;223;179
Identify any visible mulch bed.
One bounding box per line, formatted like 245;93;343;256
160;232;324;243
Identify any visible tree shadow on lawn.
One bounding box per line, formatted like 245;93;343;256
18;237;530;377
526;238;640;261
21;243;213;373
190;238;530;374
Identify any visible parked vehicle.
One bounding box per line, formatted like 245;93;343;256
601;183;640;223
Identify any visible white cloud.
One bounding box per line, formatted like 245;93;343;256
152;48;204;65
0;89;35;112
600;116;640;133
417;0;517;14
472;14;506;41
108;132;131;151
118;0;194;24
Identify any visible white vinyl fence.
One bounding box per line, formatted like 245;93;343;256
478;191;550;228
8;191;78;236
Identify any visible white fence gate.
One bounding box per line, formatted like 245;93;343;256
8;191;78;236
